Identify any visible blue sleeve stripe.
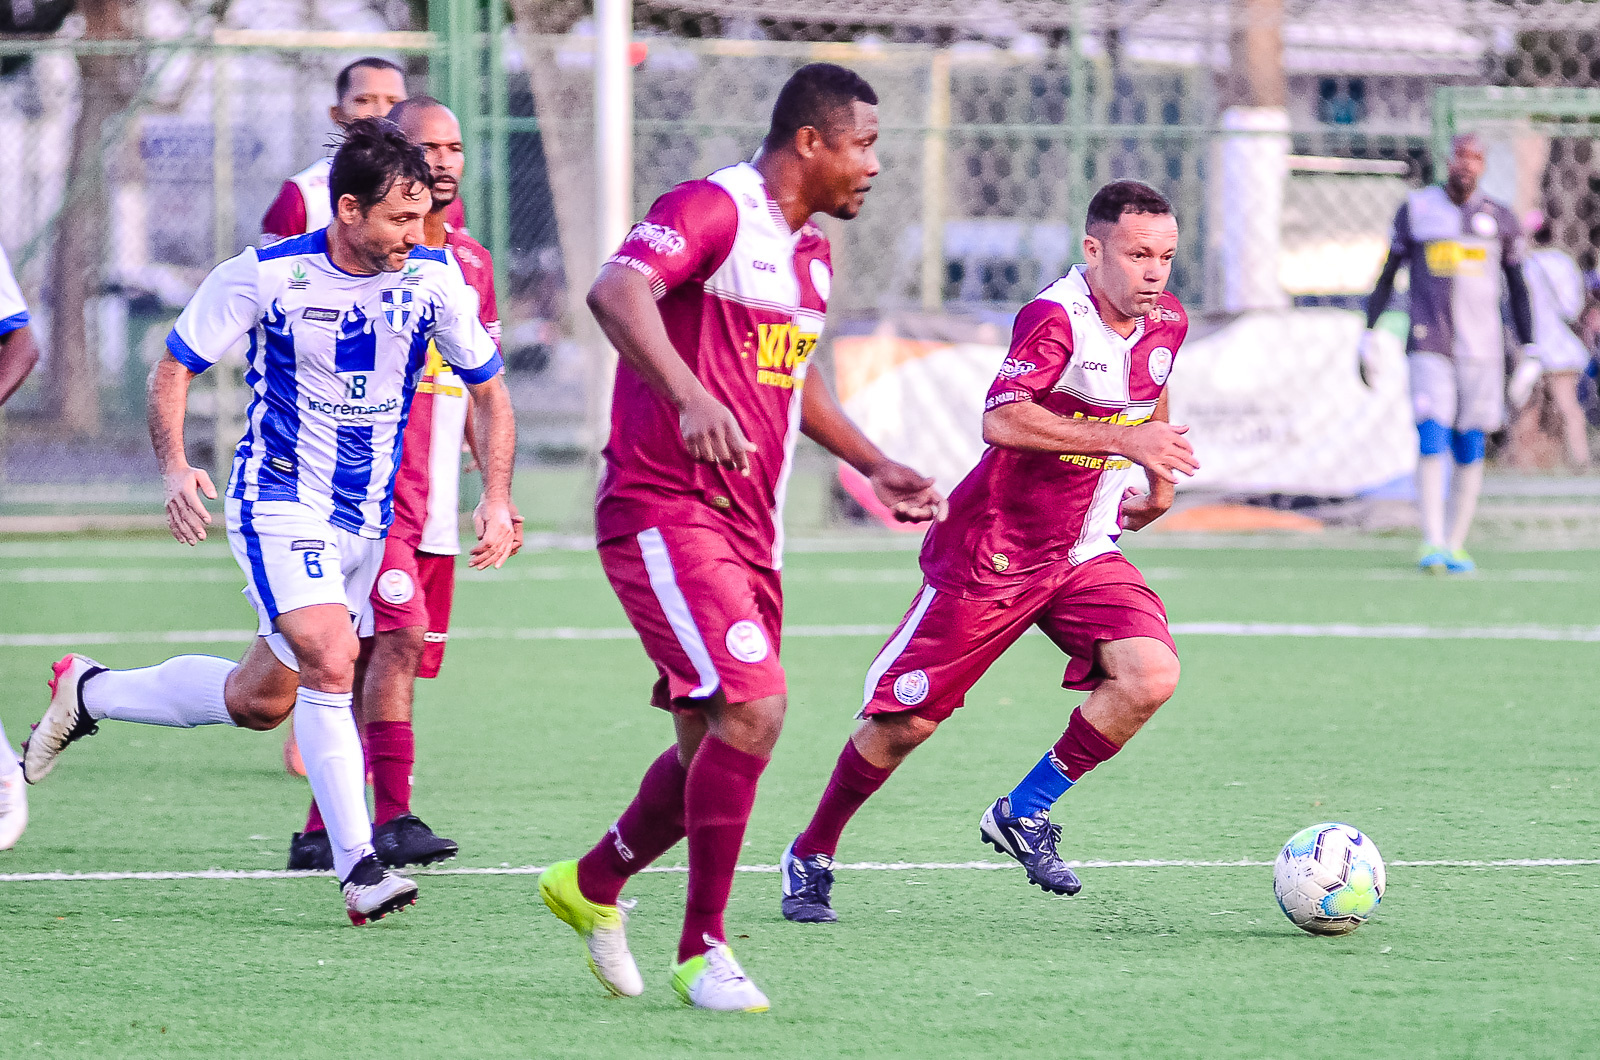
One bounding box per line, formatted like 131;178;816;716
454;350;504;386
165;330;213;374
0;310;28;337
407;245;447;264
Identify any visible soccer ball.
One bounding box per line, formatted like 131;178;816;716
1272;823;1386;936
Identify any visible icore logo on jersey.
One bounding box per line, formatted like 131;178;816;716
753;260;777;273
998;358;1036;379
1149;307;1180;322
381;289;415;333
810;259;832;301
627;221;687;257
288;265;310;291
725;620;769;663
1148;346;1173;385
1081;361;1108;372
893;669;930;705
378;569;415;605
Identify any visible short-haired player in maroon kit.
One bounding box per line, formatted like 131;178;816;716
779;180;1200;923
286;97;522;872
536;63;945;1012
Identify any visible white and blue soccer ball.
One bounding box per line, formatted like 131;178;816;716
1272;823;1386;936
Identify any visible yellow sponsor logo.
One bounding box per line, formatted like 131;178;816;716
1423;240;1487;277
1060;409;1146;469
417;342;463;395
752;322;818;381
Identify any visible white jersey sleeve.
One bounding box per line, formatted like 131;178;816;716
427;248;503;385
0;243;29;337
166;248;262;374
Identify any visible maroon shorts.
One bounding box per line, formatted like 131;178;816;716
861;552;1175;723
599;524;785;710
365;536;456;680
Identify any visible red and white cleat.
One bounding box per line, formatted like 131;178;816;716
22;654;106;784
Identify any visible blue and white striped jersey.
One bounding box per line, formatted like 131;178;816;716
166;230;503;539
0;242;29;338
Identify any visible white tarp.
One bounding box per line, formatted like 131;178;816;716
833;307;1413;516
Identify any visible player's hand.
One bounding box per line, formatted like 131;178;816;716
163;466;216;545
1117;485;1169;532
866;460;947;523
678;390;758;474
469;496;517;570
1508;350;1543;409
1121;421;1198;484
1357;329;1379;388
508;500;526;557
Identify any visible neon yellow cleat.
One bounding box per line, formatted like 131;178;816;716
672;940;770;1012
538;859;643;997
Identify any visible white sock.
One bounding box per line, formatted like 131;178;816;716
81;656;237;727
1416;454;1448;548
1448;460;1485;553
0;719;18;776
293;687;374;879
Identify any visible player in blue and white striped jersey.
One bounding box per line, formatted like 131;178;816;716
20;120;519;926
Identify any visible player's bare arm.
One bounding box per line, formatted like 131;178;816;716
983;397;1197;483
147;354;218;545
799;365;945;522
465;373;518;570
588;263;756;473
1117;389;1178;531
0;323;39;405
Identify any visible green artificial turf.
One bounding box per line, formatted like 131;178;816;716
0;539;1596;1058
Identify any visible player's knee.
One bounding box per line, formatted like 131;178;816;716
225;693;293;731
1127;647;1180;710
296;634;360;691
870;713;939;757
374;624;427;668
1417;419;1450;456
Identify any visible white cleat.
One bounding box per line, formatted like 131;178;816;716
0;766;27;850
672;940;771;1012
342;854;419;925
23;654;106;784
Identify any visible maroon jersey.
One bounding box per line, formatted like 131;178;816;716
387;227;499;555
596;162;830;570
921;265;1188;600
261;157;468;241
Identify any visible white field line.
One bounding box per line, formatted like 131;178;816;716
7;621;1600;649
1;564;1592;585
1;858;1596;884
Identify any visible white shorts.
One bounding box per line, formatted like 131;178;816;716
225;499;384;668
1408;351;1505;433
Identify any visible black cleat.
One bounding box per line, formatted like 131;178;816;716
979;796;1083;896
780;837;838;923
287;829;334;871
373;814;458;868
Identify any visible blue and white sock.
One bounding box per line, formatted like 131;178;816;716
293;687;374;879
1007;752;1074;818
82;656;236;727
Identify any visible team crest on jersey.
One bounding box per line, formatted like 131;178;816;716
1470;211;1498;238
1148;346;1173;385
894;669;930;706
725;620;769;663
381;289;415;333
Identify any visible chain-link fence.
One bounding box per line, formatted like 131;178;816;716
4;1;1600;541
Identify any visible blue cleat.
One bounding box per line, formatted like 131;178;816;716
979;796;1082;896
1418;546;1450;574
779;838;838;923
1444;548;1476;574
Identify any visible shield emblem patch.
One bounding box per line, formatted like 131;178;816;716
380;289;414;333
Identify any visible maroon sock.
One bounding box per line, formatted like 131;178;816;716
577;745;689;906
305;800;324;833
366;721;415;826
679;736;768;963
793;739;893;860
1051;707;1123;781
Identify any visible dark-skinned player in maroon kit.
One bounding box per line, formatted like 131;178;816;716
537;63;945;1013
779;180;1201;923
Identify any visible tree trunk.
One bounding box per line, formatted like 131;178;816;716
47;0;140;437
